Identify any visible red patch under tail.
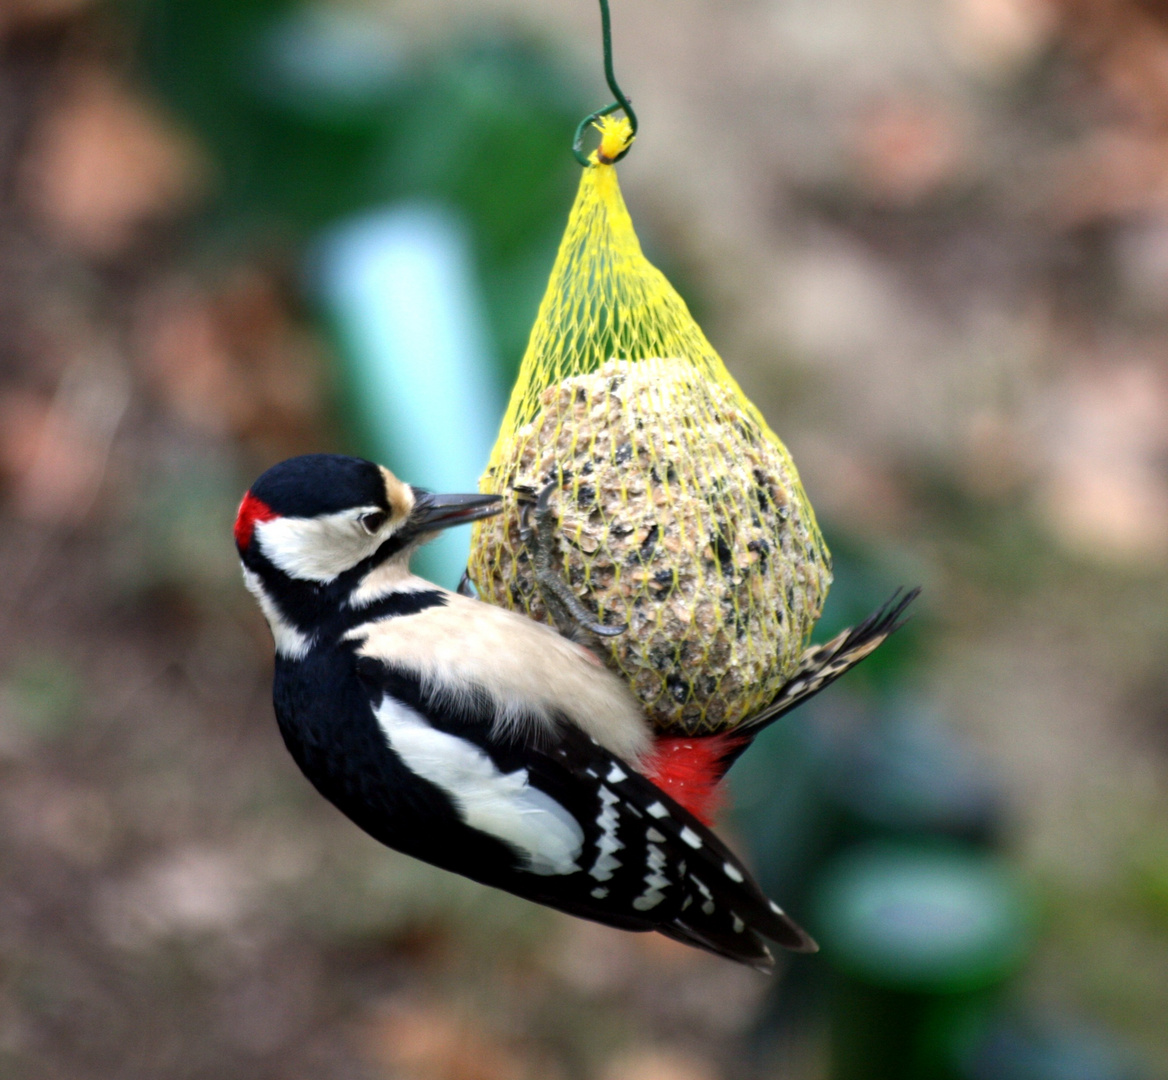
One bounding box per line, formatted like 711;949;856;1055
234;492;277;551
644;733;745;825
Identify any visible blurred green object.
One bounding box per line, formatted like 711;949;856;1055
961;1015;1145;1080
816;843;1033;990
821;705;1005;851
812;842;1036;1080
134;0;584;368
312;203;502;586
731;698;1003;915
1130;837;1168;927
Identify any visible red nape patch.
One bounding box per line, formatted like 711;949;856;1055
644;733;744;825
234;492;277;551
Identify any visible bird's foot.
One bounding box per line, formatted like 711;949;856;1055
456;569;477;598
518;481;626;643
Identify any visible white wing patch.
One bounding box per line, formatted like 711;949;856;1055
374;697;584;876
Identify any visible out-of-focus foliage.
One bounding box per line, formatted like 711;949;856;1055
134;0;586;372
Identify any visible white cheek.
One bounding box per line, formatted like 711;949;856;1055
256;513;380;582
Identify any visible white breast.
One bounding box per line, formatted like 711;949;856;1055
349;583;652;765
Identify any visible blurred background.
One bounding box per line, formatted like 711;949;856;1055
1;0;1167;1077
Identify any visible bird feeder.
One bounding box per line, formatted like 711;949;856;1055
469;11;831;736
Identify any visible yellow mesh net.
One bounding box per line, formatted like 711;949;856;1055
469;117;832;735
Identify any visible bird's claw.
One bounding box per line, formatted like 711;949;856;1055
516;481;627;643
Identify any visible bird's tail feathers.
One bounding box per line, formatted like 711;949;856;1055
739;587;920;736
656;859;818;969
645;589;919;817
658;919;776;972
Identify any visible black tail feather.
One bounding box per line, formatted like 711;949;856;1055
658;920;776;972
656;885;818;969
722;587;920;764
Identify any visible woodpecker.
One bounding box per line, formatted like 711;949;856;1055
235;453;915;970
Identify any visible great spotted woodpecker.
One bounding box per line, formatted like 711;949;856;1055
235;453;915;969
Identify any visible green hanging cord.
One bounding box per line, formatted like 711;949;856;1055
572;0;638;166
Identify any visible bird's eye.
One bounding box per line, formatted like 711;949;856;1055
360;511;388;535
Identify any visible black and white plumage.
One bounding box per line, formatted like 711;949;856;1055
235;454;908;969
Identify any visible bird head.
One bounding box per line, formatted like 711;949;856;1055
234;453;500;655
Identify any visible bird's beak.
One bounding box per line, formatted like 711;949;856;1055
409;489;502;533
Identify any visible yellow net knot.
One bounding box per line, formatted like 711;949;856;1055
594;114;635;165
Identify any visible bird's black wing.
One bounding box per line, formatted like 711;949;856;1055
521;722;817;969
352;656;814;970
